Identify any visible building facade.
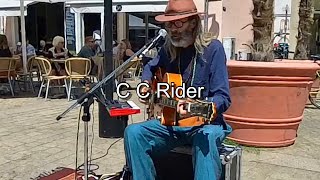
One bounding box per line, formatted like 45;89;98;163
0;0;318;57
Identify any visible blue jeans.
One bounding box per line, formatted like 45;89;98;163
124;119;232;180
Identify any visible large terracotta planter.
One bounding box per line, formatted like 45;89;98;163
276;60;320;100
224;60;320;147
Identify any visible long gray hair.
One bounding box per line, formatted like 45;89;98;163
163;15;216;61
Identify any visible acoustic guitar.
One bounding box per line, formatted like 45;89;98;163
147;68;217;127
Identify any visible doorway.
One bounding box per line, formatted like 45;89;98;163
83;13;101;37
26;2;64;49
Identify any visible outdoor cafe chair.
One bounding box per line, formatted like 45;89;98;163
34;57;68;101
65;57;91;101
0;57;18;96
124;57;142;80
15;56;39;93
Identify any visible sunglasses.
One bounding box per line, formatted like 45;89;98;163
164;18;189;28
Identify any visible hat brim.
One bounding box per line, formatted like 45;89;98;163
155;12;202;22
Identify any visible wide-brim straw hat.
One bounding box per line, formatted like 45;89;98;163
155;0;203;22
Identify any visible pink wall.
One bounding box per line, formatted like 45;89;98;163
196;0;223;40
195;0;253;56
222;0;253;53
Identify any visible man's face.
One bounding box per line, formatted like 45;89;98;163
86;38;95;48
165;17;197;48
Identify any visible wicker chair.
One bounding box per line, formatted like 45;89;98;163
0;57;18;96
34;57;68;100
65;57;91;101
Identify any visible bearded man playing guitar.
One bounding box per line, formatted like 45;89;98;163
124;0;232;179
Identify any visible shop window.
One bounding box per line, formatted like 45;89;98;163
84;13;101;37
127;13;163;52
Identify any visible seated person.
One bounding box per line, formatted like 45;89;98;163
78;36;98;75
123;0;232;180
0;34;12;83
26;40;36;58
15;40;36;57
121;39;134;61
93;30;103;55
112;40;118;56
36;40;49;56
78;36;95;58
14;42;22;56
0;34;13;57
47;36;72;59
47;36;73;75
13;40;37;71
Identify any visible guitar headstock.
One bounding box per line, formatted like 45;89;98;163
188;102;216;121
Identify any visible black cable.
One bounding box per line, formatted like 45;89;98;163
77;137;123;170
90;138;123;162
75;97;122;176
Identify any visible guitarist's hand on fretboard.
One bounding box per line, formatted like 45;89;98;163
177;99;197;118
177;100;191;118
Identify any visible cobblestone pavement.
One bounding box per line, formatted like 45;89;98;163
0;91;319;179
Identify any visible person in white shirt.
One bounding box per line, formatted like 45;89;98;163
26;40;36;57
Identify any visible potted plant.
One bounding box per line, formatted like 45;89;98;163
224;0;320;147
294;0;314;60
293;0;320;107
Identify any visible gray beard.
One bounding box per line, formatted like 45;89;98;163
169;31;194;48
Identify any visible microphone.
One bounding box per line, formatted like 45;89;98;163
140;29;167;57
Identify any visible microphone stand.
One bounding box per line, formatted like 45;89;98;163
56;36;162;180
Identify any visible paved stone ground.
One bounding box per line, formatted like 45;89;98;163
0;85;319;179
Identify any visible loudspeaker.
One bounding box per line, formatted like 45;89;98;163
98;103;128;138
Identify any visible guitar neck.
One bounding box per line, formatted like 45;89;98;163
157;97;179;108
155;96;214;120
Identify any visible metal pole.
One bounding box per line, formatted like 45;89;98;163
204;0;209;32
103;0;113;99
84;121;89;180
284;4;289;43
20;0;27;74
100;0;127;138
145;13;149;44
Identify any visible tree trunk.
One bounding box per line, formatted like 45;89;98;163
251;0;275;61
294;0;314;60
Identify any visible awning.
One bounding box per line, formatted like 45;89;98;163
0;0;168;16
0;1;32;16
68;0;167;13
129;14;160;29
